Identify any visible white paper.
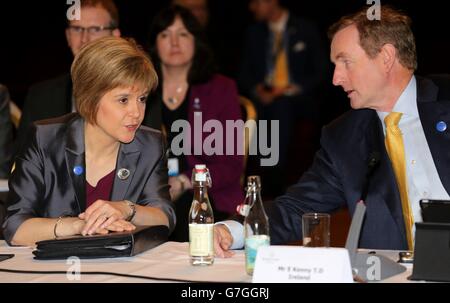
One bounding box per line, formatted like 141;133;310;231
253;246;353;283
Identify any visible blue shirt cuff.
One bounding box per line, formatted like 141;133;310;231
215;220;244;249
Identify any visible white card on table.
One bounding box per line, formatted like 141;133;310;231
252;246;353;283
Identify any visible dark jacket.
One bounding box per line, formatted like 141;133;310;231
3;113;175;244
15;74;73;155
266;76;450;250
238;14;327;100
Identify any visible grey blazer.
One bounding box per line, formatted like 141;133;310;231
3;113;175;244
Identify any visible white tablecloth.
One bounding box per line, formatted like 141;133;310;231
0;241;251;283
0;241;420;283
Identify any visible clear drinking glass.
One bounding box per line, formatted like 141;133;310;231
302;213;330;247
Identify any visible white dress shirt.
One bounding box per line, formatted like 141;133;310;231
377;75;449;237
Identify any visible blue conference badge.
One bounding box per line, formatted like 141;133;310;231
73;165;84;176
436;121;447;132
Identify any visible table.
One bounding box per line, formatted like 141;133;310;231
0;241;251;283
0;240;419;283
359;250;417;283
0;241;419;283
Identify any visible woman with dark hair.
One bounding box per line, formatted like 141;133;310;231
144;5;244;242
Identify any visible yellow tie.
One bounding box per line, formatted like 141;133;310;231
384;112;414;250
272;30;289;89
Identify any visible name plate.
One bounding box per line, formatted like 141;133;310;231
252;246;353;283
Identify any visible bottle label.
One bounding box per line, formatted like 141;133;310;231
245;235;270;272
237;204;251;217
189;224;214;256
194;173;207;182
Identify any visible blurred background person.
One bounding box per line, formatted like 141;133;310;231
3;37;175;246
15;0;121;155
0;84;13;179
239;0;327;197
171;0;237;77
144;5;244;242
0;84;14;238
173;0;209;28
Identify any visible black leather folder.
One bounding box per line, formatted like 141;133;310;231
33;225;169;260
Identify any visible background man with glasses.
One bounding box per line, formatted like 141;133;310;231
15;0;121;154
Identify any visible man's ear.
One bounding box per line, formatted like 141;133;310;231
112;28;121;37
380;43;396;71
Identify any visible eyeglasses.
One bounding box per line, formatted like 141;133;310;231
67;25;116;36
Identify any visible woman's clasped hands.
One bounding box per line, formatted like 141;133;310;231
77;200;136;236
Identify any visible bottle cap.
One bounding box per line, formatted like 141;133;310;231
195;164;206;170
246;175;261;190
192;164;212;186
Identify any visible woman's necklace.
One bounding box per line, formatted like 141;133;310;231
167;84;187;105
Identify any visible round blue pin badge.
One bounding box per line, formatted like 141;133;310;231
73;165;84;176
436;121;447;132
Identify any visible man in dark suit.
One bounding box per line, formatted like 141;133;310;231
238;0;327;196
16;0;121;154
214;5;450;255
0;84;13;238
0;84;13;178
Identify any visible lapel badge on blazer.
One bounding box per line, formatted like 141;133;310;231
73;165;84;176
436;121;447;132
193;97;201;110
293;41;306;52
117;168;130;180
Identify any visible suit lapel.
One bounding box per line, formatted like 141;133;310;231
64;115;86;212
111;140;141;201
417;77;450;193
360;111;406;240
358;77;450;246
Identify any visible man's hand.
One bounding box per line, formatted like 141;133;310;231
168;174;192;201
168;176;184;201
214;224;235;258
256;83;302;105
255;84;276;105
255;84;289;105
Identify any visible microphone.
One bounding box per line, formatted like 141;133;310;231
360;151;380;202
347;151;380;257
346;150;407;282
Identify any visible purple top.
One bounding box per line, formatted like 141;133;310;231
184;74;244;214
86;170;115;208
